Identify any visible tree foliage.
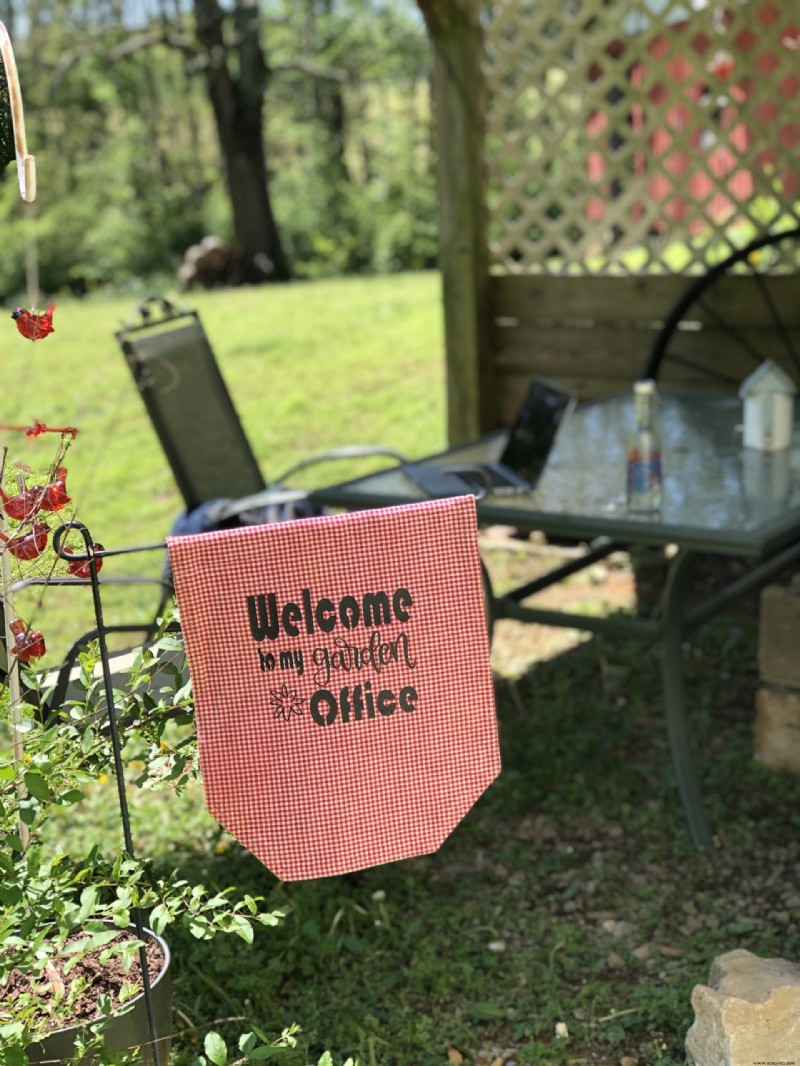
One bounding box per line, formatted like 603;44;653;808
0;0;435;296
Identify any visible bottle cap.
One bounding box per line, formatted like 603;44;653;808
633;378;657;427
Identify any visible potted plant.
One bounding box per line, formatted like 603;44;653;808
0;439;292;1066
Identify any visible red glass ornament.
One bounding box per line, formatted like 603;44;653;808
0;480;41;521
0;521;50;560
40;467;71;512
9;618;46;662
63;543;104;578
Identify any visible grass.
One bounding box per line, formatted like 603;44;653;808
6;274;800;1064
38;590;800;1066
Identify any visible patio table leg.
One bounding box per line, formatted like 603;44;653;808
661;548;712;849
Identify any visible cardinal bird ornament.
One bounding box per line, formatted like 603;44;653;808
11;302;55;341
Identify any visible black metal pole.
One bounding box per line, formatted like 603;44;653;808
53;522;163;1066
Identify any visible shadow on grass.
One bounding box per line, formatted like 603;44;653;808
156;613;800;1066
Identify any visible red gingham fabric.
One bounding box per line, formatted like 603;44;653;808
166;496;499;881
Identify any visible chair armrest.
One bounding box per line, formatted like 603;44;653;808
273;445;406;486
215;487;310;522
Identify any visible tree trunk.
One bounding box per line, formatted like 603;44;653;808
314;0;348;184
193;0;290;280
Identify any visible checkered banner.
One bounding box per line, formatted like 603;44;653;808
167;496;500;881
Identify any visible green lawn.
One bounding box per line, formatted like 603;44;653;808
3;273;445;665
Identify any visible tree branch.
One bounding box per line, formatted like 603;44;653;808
271;56;346;83
108;27;196;61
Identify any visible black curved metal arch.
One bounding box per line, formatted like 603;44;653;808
644;224;800;384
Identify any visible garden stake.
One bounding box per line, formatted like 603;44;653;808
53;521;164;1066
0;449;30;849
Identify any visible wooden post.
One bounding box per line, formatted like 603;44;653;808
422;0;491;443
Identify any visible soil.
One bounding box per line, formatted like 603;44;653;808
1;928;164;1030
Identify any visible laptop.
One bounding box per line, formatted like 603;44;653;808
404;377;577;498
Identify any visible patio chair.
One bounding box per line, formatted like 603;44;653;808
26;298;407;714
44;297;407;703
5;567;179;716
117;296;407;530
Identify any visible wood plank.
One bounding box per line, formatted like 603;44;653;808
489;274;800;327
673;277;800;327
492;325;658;368
489;274;688;324
492;323;800;365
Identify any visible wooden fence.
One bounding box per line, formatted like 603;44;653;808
420;0;800;441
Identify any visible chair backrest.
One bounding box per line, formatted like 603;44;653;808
118;305;266;513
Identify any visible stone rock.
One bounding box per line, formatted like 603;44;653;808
685;948;800;1066
754;685;800;775
759;582;800;688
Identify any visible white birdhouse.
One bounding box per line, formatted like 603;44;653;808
738;359;796;452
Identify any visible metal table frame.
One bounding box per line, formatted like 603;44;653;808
311;391;800;848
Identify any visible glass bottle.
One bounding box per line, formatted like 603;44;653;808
627;379;662;513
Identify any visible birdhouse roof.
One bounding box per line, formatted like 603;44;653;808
739;359;796;398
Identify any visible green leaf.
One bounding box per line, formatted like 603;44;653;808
256;910;285;928
97;993;114;1016
469;1001;507;1020
19;804;37;826
238;1033;257;1055
229;913;254;945
118;980;138;1004
0;884;22;906
149;903;171;935
204;1032;228;1066
0;1038;28;1066
188;914;211;939
24;772;52;802
77;887;99;923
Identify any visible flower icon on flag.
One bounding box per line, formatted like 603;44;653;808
269;683;304;721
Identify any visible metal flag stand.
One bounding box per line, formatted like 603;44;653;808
51;521;167;1066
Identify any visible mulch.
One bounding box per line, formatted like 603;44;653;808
1;928;164;1029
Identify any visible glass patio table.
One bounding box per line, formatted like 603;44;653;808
311;389;800;847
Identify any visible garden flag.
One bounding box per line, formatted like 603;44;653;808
167;496;499;881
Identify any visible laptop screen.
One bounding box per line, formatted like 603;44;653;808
499;378;576;486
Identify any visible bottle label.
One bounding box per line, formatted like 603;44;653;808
627;451;662;495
